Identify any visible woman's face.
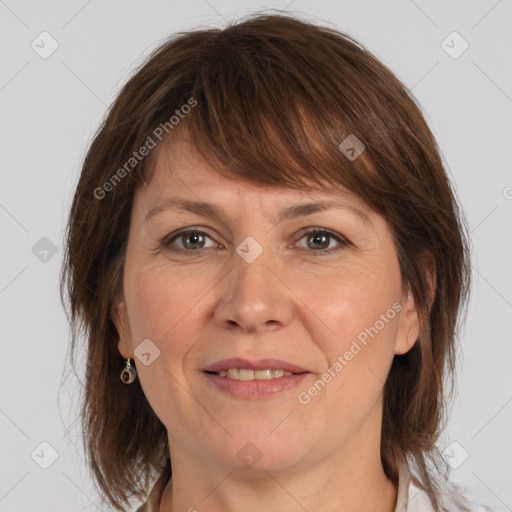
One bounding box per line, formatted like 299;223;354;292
114;133;420;474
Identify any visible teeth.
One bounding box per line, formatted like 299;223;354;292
217;368;295;380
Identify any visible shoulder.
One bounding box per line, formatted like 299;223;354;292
133;492;159;512
397;460;501;512
134;497;157;512
133;468;170;512
408;478;501;512
134;459;172;511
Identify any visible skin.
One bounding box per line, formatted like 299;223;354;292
113;132;421;512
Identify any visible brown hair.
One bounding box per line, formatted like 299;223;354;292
60;11;471;511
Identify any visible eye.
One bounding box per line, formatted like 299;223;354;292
295;228;350;255
162;227;350;256
163;229;218;254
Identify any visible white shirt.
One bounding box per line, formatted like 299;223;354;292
394;460;495;512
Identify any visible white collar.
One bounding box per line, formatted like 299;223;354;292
394;461;435;512
394;461;490;512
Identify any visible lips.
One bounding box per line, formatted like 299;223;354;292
203;357;309;374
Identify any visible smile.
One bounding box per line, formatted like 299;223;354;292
203;370;309;399
209;368;297;380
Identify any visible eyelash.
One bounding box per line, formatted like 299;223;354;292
162;227;350;256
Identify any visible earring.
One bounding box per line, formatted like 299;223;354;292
120;358;137;384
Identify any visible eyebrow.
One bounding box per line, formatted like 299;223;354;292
144;198;371;225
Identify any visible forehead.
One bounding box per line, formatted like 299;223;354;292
138;133;372;214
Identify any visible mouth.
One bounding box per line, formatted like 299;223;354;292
202;357;310;399
203;357;309;378
204;368;306;380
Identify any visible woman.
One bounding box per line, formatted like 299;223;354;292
60;12;490;512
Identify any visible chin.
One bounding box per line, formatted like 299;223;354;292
209;425;308;473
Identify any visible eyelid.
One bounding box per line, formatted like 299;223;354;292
162;226;351;254
293;226;350;245
163;227;218;248
292;227;351;254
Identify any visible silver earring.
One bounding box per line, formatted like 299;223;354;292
120;358;137;384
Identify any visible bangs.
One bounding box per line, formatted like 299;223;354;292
140;19;391;209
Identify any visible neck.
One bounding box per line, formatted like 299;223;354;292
159;405;399;512
160;462;397;512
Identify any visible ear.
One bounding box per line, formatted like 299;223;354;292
393;288;421;355
394;254;436;355
112;299;134;359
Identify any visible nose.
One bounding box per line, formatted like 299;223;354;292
213;242;294;334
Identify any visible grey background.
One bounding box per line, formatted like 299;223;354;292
1;1;511;511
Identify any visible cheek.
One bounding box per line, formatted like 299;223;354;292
298;257;401;393
126;262;226;384
128;264;204;341
124;267;204;423
305;257;401;342
295;269;401;432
